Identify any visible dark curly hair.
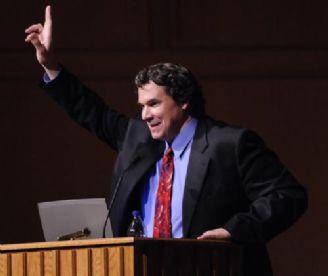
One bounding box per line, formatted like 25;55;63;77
135;63;205;118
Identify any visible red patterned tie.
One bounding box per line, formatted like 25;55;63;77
153;146;174;238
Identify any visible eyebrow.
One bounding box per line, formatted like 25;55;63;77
138;98;160;106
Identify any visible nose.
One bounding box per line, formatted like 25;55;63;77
142;106;152;121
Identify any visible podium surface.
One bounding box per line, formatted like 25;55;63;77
0;238;241;276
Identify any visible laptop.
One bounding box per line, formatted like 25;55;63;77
38;198;113;241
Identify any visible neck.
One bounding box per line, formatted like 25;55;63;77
167;115;192;144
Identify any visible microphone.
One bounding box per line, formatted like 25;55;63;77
102;171;125;238
102;156;140;238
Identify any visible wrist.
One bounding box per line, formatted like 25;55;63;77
42;62;60;80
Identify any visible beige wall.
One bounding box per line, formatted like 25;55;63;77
1;1;327;275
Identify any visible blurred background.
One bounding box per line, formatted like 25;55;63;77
0;0;327;275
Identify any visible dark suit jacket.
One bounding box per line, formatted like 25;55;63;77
42;69;308;276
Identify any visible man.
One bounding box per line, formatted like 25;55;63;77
25;6;307;275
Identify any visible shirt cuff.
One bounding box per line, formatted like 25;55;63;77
43;68;62;84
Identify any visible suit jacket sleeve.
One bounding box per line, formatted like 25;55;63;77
223;129;308;243
40;68;129;151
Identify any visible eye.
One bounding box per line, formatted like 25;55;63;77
148;100;160;107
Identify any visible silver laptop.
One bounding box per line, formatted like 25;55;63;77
38;198;113;241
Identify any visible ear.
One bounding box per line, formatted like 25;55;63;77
181;102;189;110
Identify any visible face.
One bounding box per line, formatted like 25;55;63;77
138;81;190;142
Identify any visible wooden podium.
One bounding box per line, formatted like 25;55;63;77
0;238;241;276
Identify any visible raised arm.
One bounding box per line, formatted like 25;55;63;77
25;6;130;151
25;5;60;79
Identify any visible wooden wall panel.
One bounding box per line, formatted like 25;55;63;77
169;0;328;49
26;252;42;276
55;1;150;50
0;245;135;276
0;255;9;276
2;0;150;50
43;251;58;276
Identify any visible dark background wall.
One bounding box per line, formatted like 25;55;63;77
1;1;327;275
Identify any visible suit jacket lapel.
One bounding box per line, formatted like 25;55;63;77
111;140;164;235
183;119;210;237
122;141;164;195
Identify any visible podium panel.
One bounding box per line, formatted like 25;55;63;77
0;238;241;276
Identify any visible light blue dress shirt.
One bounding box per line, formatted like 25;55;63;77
141;118;198;238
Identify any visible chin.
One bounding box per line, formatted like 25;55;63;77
150;132;165;141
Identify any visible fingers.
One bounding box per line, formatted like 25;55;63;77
197;228;231;240
25;5;56;69
25;33;44;51
25;33;34;42
45;5;52;26
197;230;217;240
25;23;43;34
25;5;52;34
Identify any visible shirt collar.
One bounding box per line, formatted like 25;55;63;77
165;118;198;159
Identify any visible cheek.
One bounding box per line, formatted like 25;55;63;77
152;108;166;120
156;104;180;126
162;112;178;130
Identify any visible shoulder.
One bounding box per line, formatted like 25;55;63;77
194;117;266;159
200;116;262;143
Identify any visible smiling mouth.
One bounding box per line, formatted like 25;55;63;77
148;122;161;130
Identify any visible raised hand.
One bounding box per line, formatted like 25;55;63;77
25;5;60;79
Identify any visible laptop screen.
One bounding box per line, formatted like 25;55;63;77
38;198;112;241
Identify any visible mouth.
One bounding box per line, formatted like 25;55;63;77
148;121;161;131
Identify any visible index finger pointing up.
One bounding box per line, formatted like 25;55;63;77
45;5;52;25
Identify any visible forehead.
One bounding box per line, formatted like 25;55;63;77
137;81;169;103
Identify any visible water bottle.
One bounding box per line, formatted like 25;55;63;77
127;210;144;237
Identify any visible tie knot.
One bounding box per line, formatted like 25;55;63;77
163;146;173;164
165;146;173;157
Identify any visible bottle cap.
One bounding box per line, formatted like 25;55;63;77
132;210;140;217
